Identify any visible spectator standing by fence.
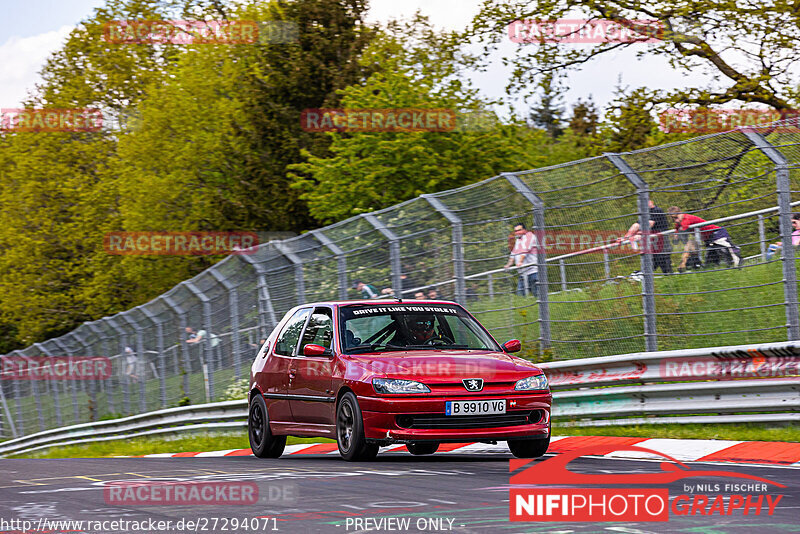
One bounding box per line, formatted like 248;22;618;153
620;199;673;273
353;280;378;298
766;214;800;260
503;223;539;297
668;207;742;270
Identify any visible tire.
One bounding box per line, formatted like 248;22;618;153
508;436;550;458
406;442;439;456
249;394;286;458
336;392;377;461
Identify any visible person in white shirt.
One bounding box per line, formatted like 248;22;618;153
503;223;539;297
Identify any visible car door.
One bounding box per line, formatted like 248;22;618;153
287;307;336;425
264;307;311;423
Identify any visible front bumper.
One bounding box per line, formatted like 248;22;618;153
358;392;551;443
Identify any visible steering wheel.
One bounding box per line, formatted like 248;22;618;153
427;334;454;345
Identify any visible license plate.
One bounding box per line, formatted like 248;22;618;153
445;399;506;416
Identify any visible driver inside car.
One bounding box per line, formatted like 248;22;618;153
404;314;438;345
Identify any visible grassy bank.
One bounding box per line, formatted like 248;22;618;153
12;423;797;459
472;259;791;361
12;432;335;459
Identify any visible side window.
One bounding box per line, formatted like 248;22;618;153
274;309;311;356
299;308;333;352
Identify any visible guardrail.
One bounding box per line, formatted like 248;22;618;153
1;341;797;457
0;400;247;457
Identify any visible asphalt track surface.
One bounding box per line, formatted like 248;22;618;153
0;450;798;534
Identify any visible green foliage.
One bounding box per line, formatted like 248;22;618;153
528;72;565;138
289;19;594;223
470;1;800;110
0;0;378;345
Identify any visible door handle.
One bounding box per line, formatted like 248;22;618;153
288;369;296;378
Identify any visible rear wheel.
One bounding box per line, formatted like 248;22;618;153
406;442;439;455
337;392;378;461
508;437;549;458
249;394;286;458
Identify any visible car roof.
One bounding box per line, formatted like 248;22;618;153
299;299;461;307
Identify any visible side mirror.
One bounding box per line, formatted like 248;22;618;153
502;339;521;353
303;344;333;357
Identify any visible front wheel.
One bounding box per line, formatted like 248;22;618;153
508;437;549;458
337;392;378;461
406;442;439;455
249;394;286;458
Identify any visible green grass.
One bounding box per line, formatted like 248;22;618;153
12;423;797;458
471;259;792;361
12;432;335;459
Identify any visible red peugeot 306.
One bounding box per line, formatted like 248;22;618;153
248;300;551;461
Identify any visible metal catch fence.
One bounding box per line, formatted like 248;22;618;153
2;119;800;439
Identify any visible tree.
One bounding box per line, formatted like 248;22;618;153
0;0;189;343
471;1;800;110
599;85;661;153
230;0;378;231
528;72;565;137
288;20;529;223
569;96;599;136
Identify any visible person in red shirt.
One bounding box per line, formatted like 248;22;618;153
668;207;741;270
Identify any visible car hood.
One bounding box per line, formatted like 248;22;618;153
341;350;543;383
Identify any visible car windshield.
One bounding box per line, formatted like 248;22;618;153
339;304;501;352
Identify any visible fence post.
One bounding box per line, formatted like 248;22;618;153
120;314;147;413
33;343;62;428
184;281;215;401
0;370;17;438
239;255;278;336
311;229;349;300
209;268;243;380
503;172;552;350
422;194;467;305
72;330;98;422
742;130;800;340
138;306;167;408
33;343;63;426
11;350;43;431
559;259;567;291
362;214;403;297
105;317;131;414
606;153;658;352
273;241;305;305
84;322;115;416
758;214;767;259
50;338;81;423
163;295;192;401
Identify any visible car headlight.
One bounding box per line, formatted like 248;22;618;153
372;378;430;394
514;374;548;391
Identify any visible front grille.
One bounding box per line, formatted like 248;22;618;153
396;410;542;429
